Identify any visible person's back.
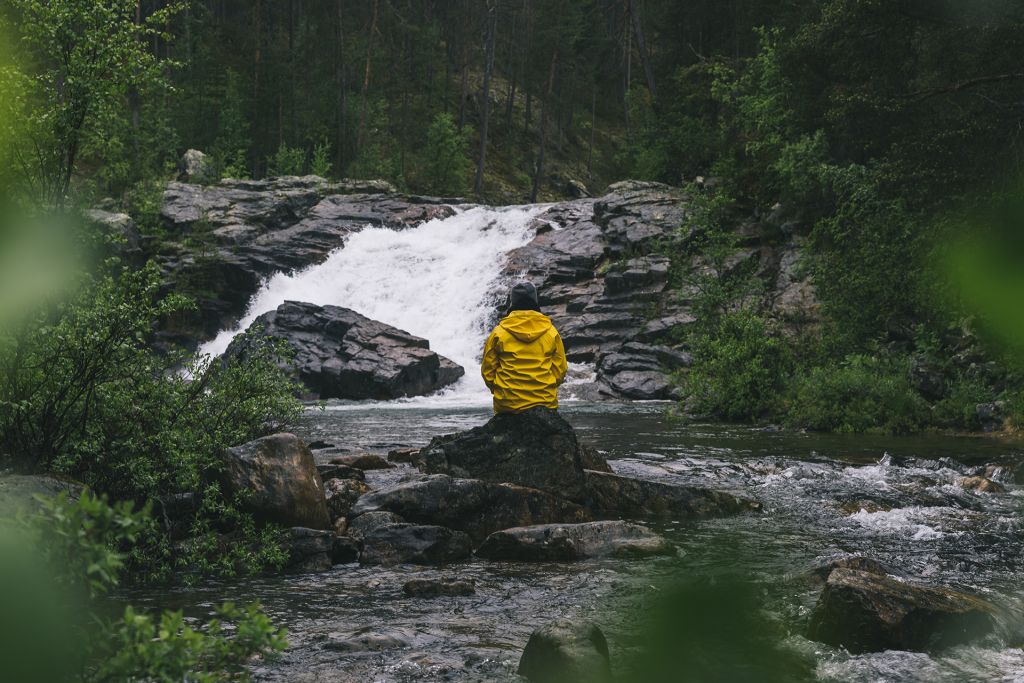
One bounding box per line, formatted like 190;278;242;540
481;282;567;413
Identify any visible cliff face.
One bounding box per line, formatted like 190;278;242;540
154;176;817;400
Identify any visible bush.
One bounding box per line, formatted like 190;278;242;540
266;142;306;177
681;310;792;421
13;491;287;681
310;139;333;178
0;260;302;578
785;354;928;433
416;112;471;195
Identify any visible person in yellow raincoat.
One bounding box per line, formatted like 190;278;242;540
480;281;568;413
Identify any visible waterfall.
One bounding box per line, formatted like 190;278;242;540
199;205;548;405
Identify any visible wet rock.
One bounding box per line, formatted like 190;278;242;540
317;463;365;483
0;474;83;516
154;177;453;346
476;521;674;562
219;433;330;529
838;499;894;515
419;407;608;502
388;447;422;465
402;578;476;598
324;478;370;521
346;511;406;541
350;474;591;543
331;535;360;564
330;453;395;470
84;209;142;262
809;556;889;583
808;568;996;653
283;527;334;573
332;517;349;535
360;524;472;565
307;439;334;449
958;476;1006;494
178;149;213;183
583;470;760;519
226;301;464;400
325;627;411;653
518;620;612;683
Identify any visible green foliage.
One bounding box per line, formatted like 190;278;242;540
5;0;183;206
94;602;286;683
785;354;928;434
266;142;307;177
681;310;792;421
310;139;333;178
19;491;287;681
30;490;150;597
673;184;762;327
0;257;301;578
213;69;252;180
417;112;472;195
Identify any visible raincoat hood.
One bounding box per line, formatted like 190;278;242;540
498;310;553;343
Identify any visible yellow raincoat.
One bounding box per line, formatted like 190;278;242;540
480;310;568;413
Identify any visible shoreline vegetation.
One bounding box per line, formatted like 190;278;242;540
2;1;1024;680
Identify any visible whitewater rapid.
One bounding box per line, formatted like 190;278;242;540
199;205;553;406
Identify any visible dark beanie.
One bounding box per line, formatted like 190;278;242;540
507;281;540;313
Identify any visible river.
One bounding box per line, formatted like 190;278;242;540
125;400;1024;682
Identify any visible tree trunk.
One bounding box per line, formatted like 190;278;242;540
628;0;657;99
474;0;498;195
530;49;558;203
356;0;379;152
335;0;346;171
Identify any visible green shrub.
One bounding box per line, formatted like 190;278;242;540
417;112;471;195
932;374;993;431
0;260;302;579
17;491;287;681
680;310;791;421
310;139;333;178
266;142;306;177
785;354;928;433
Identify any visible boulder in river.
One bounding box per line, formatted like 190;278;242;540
346;510;406;542
419;407;610;502
329;453;394;470
518;620;612;683
583;470;760;518
225;301;464;400
324;477;370;521
360;523;473;565
219;433;330;529
350;474;591;542
283;527;334;573
808;568;996;652
476;521;674;562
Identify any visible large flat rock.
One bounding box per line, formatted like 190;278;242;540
225;300;463;400
349;474;591;543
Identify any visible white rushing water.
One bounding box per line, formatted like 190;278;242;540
200;205;550;406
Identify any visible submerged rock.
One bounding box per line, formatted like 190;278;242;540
225;301;464;400
420;407;609;502
808;568;996;652
958;476;1006;494
350;474;591;542
518;620;612;683
476;521;674;562
583;470;760;518
402;577;476;598
360;523;472;565
219;433;330;529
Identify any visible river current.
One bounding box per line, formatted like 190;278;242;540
127;401;1024;682
160;205;1024;680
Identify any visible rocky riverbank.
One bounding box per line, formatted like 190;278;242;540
132;174;817;401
